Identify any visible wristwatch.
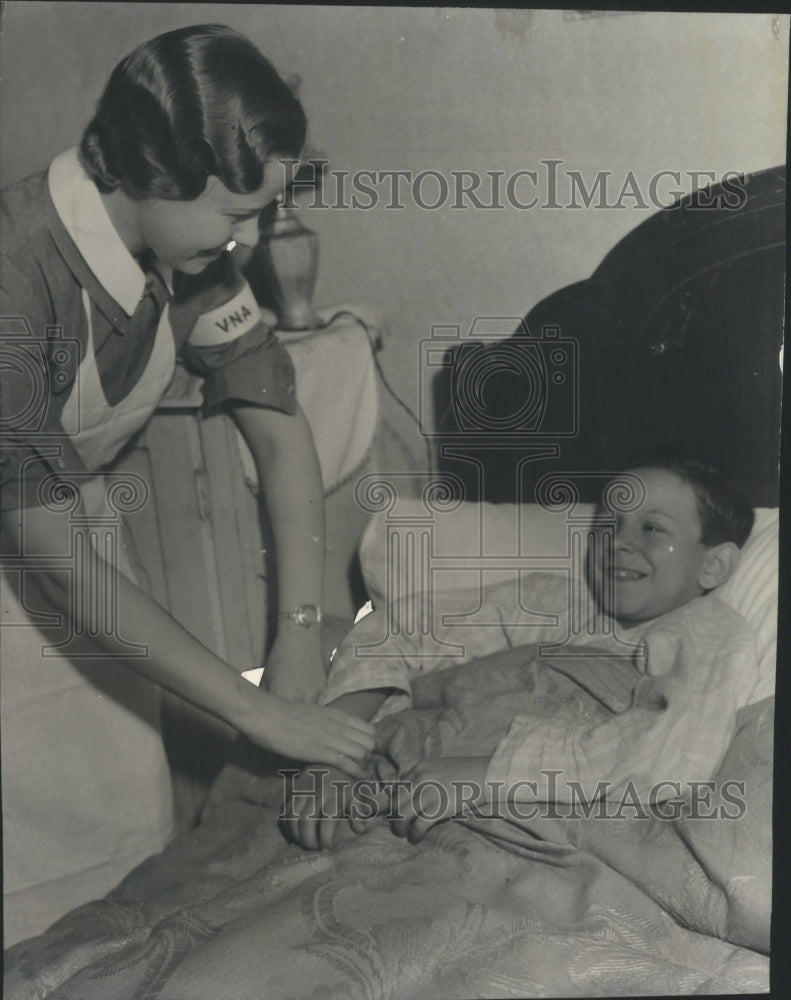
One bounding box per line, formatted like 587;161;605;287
278;604;323;627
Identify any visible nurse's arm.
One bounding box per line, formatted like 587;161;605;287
230;402;327;704
0;503;374;775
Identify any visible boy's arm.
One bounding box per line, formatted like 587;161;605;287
318;607;414;711
485;599;760;808
388;756;491;842
329;689;394;721
317;578;553;713
388;602;760;841
319;571;576;713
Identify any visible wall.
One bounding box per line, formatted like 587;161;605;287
2;5;788;460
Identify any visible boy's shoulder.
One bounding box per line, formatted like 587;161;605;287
638;593;761;705
642;592;757;651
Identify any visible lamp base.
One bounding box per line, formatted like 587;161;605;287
258;204;321;331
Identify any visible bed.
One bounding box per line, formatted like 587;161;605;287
4;169;782;999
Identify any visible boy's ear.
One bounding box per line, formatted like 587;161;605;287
698;542;741;591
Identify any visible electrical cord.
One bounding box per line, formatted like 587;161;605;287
316;309;434;474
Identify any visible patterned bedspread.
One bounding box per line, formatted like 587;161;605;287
5;645;772;999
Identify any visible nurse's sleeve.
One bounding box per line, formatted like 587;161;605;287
0;255;87;510
175;254;296;415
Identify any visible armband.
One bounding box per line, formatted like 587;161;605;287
187;283;261;347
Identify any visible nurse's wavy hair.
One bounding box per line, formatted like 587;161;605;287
80;24;306;200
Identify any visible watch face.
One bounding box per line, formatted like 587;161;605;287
294;605;320;626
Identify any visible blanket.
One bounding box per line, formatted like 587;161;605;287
4;644;771;999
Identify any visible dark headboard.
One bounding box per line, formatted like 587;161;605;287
435;166;786;508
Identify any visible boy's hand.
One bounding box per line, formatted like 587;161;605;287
281;764;357;851
387;756;491;843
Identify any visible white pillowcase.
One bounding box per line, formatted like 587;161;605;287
718;508;778;702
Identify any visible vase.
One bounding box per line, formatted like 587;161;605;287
258;204;321;331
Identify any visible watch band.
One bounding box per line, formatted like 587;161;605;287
278;604;323;627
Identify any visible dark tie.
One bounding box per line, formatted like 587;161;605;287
100;263;171;407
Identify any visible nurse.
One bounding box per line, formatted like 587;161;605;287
0;24;373;944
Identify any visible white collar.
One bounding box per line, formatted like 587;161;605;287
48;148;173;316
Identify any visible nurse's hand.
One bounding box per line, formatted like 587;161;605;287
242;692;375;780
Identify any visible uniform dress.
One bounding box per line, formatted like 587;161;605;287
0;149;296;946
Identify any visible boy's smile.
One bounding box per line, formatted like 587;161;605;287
588;467;711;623
612;567;647;581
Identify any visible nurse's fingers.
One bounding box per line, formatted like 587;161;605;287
344;714;377;739
326;752;366;780
322;725;376;765
325;709;376;747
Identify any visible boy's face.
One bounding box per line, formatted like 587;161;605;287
132;164;285;274
588;467;710;623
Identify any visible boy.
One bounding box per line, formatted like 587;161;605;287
285;456;758;848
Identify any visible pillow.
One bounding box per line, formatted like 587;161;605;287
359;501;777;701
359;500;596;603
717;508;778;702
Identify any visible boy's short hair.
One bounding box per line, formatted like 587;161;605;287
622;450;755;548
80;24;306;200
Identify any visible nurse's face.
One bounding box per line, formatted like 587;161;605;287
133;165;285;274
